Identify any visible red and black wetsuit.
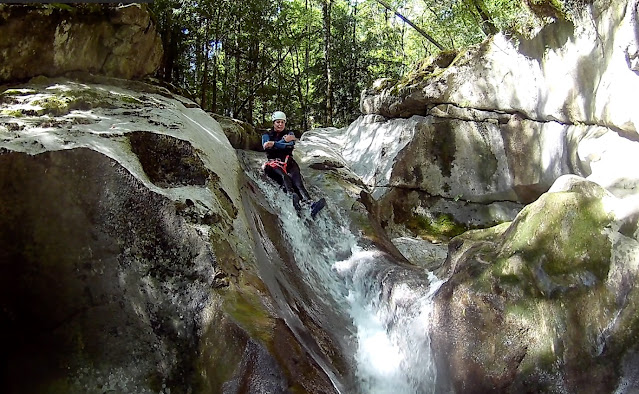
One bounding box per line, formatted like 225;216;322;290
262;128;311;203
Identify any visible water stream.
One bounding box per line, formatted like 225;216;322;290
243;156;445;393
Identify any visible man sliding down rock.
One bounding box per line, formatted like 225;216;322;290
261;110;326;218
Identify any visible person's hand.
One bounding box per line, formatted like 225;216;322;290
263;141;275;149
283;134;296;142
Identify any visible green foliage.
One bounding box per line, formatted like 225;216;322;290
149;0;550;129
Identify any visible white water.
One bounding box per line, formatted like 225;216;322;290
252;175;445;393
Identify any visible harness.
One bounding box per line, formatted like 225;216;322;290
263;155;290;174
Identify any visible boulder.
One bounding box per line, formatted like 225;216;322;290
361;0;639;136
312;0;639;241
0;75;337;393
0;4;162;83
430;175;639;393
0;148;216;392
211;113;263;151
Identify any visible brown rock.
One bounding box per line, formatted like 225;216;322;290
0;4;162;83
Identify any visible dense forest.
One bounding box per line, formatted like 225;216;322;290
149;0;573;130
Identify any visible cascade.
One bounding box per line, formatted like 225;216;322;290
245;160;446;393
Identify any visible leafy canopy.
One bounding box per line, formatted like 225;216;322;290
149;0;560;130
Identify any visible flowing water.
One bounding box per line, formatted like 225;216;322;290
244;156;445;393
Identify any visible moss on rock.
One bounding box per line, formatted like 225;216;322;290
30;88;121;116
497;190;613;296
1;109;23;117
406;213;468;241
432;178;626;392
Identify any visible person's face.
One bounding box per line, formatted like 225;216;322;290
274;119;286;132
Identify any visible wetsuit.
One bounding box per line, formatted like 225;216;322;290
262;128;311;205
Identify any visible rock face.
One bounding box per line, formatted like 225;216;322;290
430;176;639;393
305;0;639;244
0;148;216;392
302;0;639;391
2;1;639;393
0;4;163;83
211;113;263;151
360;2;639;136
0;76;337;393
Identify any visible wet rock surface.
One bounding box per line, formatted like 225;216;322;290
0;148;214;392
0;76;340;393
2;1;639;392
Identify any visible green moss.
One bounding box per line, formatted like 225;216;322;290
3;89;36;96
496;191;613;298
506;300;560;371
527;0;568;20
461;222;511;241
64;90;111;109
32;96;69;116
407;213;467;241
120;94;143;105
221;287;275;346
30;89;119;116
46;3;76;12
40;3;108;13
395;49;464;91
1;109;23;117
520;196;607;269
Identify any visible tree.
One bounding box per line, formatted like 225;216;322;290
322;0;334;126
374;0;445;50
149;0;539;129
467;0;498;35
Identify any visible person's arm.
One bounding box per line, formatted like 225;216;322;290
266;132;296;150
282;132;296;143
262;134;272;150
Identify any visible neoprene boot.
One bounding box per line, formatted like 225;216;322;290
310;198;326;218
292;194;302;212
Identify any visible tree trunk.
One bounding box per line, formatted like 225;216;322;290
211;9;221;114
350;0;358;111
374;0;445;50
469;0;498;36
161;11;177;83
234;48;292;118
246;40;259;124
232;20;241;118
322;0;334;126
304;0;311;130
291;41;308;131
200;21;210;110
211;54;218;113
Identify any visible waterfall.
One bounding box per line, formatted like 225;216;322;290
247;163;445;393
334;251;444;394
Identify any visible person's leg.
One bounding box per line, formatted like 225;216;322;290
264;165;294;194
285;159;326;218
286;160;311;201
264;166;301;211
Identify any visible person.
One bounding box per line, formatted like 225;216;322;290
262;111;325;217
